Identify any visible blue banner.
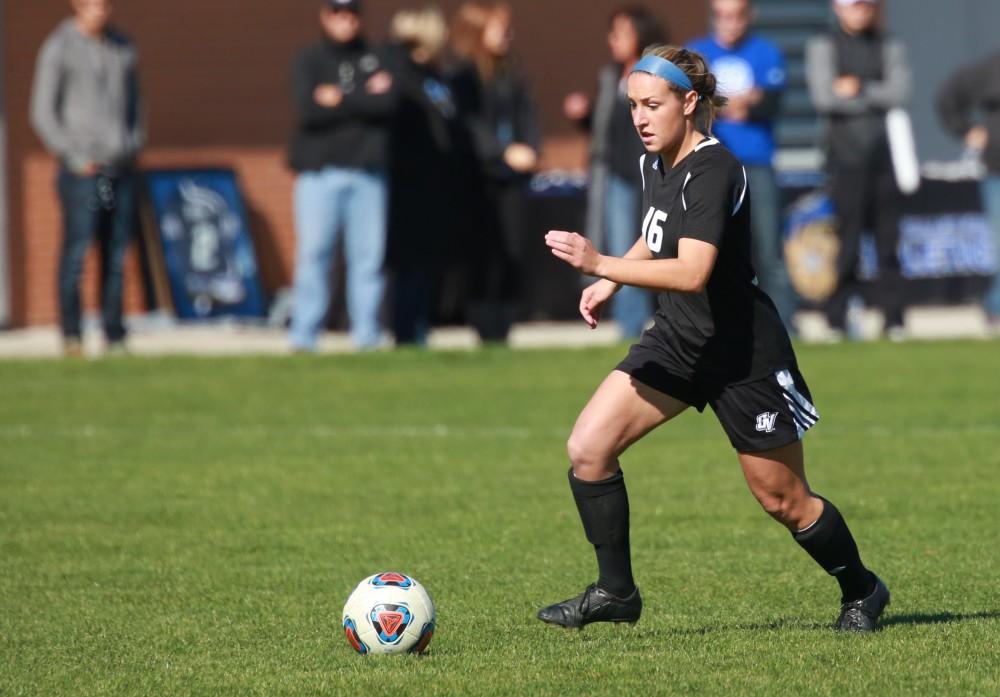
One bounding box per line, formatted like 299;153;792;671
784;188;996;302
897;213;996;278
145;169;266;320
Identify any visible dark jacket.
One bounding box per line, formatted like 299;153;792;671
582;63;645;250
936;50;1000;174
288;37;397;173
385;47;481;269
449;60;540;183
806;27;911;169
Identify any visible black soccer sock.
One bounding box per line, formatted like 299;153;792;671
568;467;635;598
792;496;875;602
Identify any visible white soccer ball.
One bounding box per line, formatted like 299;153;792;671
342;572;436;655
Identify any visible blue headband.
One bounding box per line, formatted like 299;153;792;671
631;55;694;92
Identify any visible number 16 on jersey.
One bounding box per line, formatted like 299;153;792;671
642;206;667;253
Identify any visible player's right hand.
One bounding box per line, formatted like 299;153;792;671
579;279;619;329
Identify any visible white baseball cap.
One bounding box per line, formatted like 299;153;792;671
835;0;877;5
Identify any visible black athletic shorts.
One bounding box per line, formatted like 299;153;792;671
616;340;819;453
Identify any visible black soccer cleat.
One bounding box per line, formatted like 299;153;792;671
836;574;890;632
537;584;642;629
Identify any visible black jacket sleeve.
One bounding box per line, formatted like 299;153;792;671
513;77;542;152
935;57;986;139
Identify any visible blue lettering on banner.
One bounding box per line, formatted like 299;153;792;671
897;213;996;278
787;191;997;281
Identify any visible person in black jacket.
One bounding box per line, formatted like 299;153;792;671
936;50;1000;329
385;7;476;345
805;0;911;341
450;1;541;343
288;0;397;352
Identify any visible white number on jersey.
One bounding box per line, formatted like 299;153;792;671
641;206;668;253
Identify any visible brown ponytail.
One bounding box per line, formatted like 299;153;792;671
641;44;728;134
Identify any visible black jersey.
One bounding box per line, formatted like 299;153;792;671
638;137;795;385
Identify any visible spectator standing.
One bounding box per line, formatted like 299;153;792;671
689;0;797;332
565;6;666;340
450;1;541;343
288;0;396;352
936;50;1000;330
30;0;144;357
805;0;911;340
385;7;472;345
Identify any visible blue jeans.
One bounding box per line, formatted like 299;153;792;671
290;167;387;350
981;176;1000;318
605;173;652;339
56;167;136;341
745;165;797;331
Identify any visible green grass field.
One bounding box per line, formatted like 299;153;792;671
2;341;999;696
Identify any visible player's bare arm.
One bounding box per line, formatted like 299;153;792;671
546;230;717;293
569;235;653;327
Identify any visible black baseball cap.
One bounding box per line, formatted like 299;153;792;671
327;0;361;13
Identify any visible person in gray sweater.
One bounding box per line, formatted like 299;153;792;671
30;0;144;356
805;0;911;340
936;50;1000;328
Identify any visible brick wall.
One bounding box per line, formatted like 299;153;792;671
4;0;707;327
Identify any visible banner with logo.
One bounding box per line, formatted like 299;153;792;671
143;169;266;320
783;177;995;305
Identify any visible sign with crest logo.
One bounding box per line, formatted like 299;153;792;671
143;169;266;320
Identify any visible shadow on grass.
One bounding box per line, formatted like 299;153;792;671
882;610;1000;628
613;611;1000;640
625;617;830;639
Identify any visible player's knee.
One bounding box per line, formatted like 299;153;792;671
565;432;592;469
755;492;795;525
754;491;813;529
566;430;609;473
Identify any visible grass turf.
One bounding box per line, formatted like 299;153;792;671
1;341;999;695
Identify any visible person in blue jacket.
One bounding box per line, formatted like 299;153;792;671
688;0;797;331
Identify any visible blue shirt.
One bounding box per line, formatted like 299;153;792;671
687;34;786;165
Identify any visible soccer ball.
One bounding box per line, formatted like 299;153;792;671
342;572;436;655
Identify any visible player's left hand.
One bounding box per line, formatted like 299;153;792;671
546;230;602;276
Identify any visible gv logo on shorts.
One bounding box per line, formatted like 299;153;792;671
755;412;779;433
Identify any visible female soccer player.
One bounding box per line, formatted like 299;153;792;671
539;45;889;633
